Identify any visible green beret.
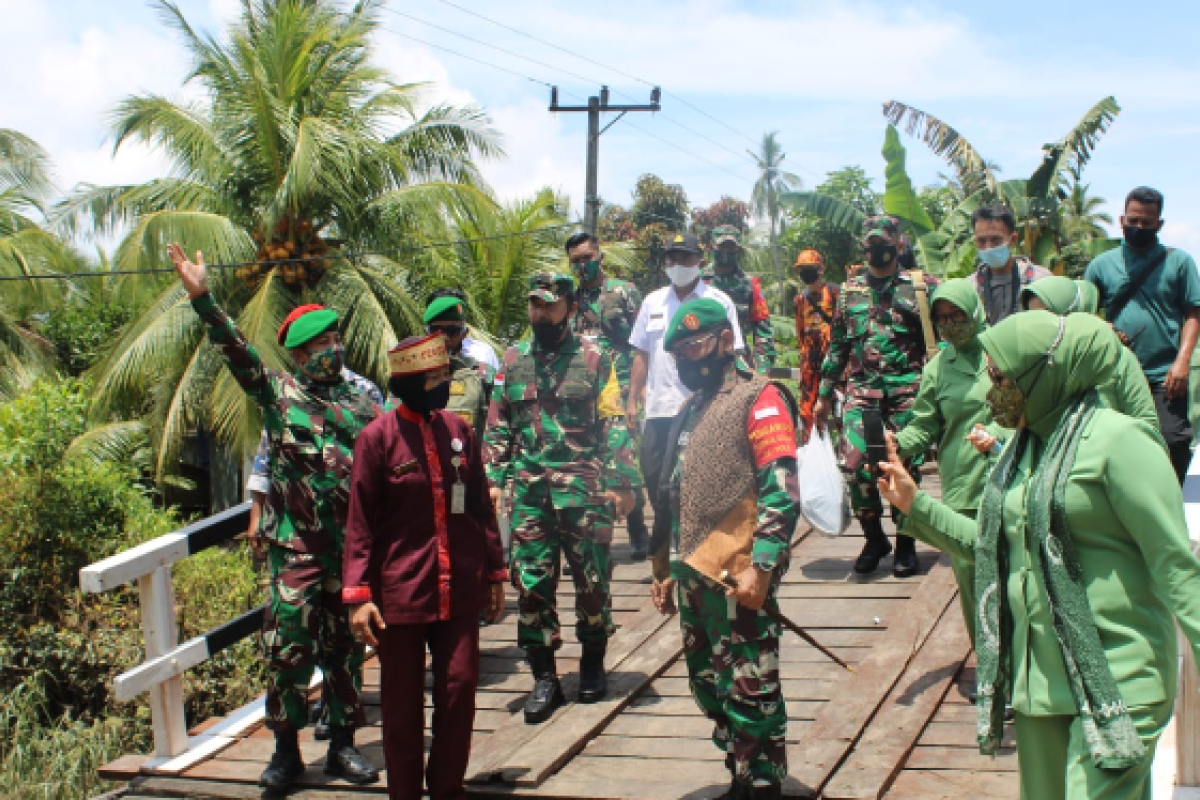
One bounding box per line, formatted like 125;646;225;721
423;295;466;324
283;309;339;349
663;298;730;351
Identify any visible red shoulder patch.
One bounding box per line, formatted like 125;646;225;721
747;384;797;468
749;276;771;323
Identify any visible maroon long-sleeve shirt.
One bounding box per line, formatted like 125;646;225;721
342;404;506;624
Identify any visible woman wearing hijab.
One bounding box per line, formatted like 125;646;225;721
894;279;1002;639
877;310;1200;800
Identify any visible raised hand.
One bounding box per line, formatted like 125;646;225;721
166;243;209;299
876;432;918;514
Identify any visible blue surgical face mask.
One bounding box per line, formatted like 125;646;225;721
978;243;1011;269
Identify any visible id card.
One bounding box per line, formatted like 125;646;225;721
450;482;466;514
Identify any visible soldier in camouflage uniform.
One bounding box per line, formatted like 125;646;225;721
812;217;936;578
423;294;490;441
710;225;776;374
650;298;800;800
482;271;641;724
166;244;379;791
565;231;650;559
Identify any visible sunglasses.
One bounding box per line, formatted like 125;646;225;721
672;330;720;359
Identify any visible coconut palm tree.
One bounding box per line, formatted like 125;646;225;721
57;0;502;477
1061;179;1113;241
748;132;801;314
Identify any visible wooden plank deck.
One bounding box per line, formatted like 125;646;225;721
100;473;1023;799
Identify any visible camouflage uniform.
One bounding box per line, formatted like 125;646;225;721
483;303;641;651
710;226;776;373
662;358;800;787
817;270;935;520
190;293;379;733
446;351;490;441
573;275;643;402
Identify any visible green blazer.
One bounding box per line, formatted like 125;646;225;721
903;408;1200;715
895;345;1000;515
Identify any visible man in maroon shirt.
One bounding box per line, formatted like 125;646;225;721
343;334;507;800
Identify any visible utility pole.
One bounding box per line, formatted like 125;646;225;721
550;85;661;235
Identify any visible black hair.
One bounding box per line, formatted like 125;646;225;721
970;204;1017;234
565;232;598;254
426;287;466;307
1125;186;1164;215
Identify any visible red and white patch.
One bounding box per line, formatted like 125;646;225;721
682;313;700;330
747;385;797;468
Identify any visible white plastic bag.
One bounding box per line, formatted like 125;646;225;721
799;430;850;536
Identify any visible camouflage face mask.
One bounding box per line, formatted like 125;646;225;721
301;344;344;382
937;320;976;349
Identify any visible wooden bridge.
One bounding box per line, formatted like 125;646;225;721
94;473;1049;799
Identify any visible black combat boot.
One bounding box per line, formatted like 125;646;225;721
893;534;919;578
324;725;379;785
749;782;782;799
578;640;608;703
524;648;565;724
259;730;305;791
853;515;892;574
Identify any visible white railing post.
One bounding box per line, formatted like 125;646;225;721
1178;450;1200;786
138;565;189;758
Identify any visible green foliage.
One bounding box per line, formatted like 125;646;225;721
692;197;749;246
41;301;133;375
779;166;881;284
881;126;935;233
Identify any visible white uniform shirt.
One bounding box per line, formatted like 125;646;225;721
629;281;744;420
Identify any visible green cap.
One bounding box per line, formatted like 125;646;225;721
527;271;575;302
423;295;466;324
663;298;730;351
283;308;339;349
712;225;742;247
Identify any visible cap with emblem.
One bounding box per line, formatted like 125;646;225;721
794;249;824;267
662;232;703;256
388;333;449;376
423;295;466;324
862;215;899;244
280;305;339;349
711;225;742;248
663;298;731;351
527;271;575;302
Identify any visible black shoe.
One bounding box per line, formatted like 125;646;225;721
324;726;379;785
629;549;647;562
892;535;919;578
748;783;782;800
578;640;608;704
853;517;892;574
524;648;565;724
259;732;305;791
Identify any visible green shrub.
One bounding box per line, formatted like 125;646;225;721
41;302;133;376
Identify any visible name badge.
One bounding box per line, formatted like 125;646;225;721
450;381;465;396
391;459;419;477
450;482;466;514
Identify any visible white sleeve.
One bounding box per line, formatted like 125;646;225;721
722;293;745;350
628;295;653;353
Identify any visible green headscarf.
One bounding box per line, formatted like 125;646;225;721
1075;280;1100;315
973;311;1145;769
931;278;986;342
1019;275;1086;315
978;311;1122;439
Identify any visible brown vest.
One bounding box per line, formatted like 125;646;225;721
678;373;769;565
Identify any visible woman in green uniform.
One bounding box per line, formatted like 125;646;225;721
877;310;1200;800
894;279;1000;639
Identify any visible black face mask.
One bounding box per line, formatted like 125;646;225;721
866;244;898;270
799;267;821;285
531;317;570;350
897;249;917;271
389;375;451;416
676;352;734;393
1123;224;1159;249
715;251;739;269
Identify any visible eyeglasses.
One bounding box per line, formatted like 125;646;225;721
427;323;466;337
671;330;720;359
934;314;969;326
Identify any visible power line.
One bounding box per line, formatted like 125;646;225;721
384;29;552;87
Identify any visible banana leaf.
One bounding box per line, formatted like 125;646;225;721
881;125;934;234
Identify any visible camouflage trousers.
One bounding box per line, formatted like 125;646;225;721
509;481;615;651
839;393;922;522
264;545;365;732
676;565;787;786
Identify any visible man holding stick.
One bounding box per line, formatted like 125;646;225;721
648;298;801;800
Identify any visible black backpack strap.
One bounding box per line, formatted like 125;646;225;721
1106;248;1172;321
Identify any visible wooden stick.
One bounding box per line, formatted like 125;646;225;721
717;569;855;672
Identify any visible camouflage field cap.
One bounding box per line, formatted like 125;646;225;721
663;298;730;351
388;333;449;376
862;214;900;244
712;224;742;247
527;271;575;302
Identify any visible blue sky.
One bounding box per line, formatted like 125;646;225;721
4;0;1199;251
